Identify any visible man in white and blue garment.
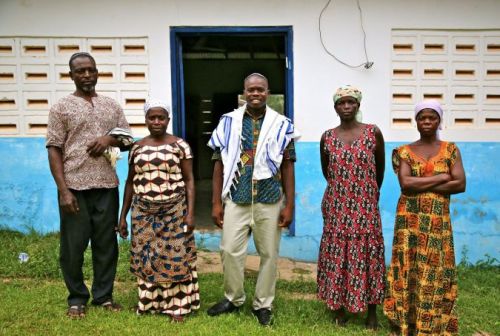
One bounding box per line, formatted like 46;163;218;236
207;73;300;326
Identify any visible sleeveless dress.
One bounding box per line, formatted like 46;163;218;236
317;124;385;313
384;142;459;335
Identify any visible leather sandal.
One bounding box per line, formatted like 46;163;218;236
169;314;184;323
67;304;86;319
99;300;122;312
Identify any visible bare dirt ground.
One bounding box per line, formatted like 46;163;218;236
197;251;318;300
197;251;317;282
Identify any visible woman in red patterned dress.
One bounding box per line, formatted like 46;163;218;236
317;86;386;330
118;99;199;322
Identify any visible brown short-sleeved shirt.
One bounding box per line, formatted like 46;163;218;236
46;94;131;190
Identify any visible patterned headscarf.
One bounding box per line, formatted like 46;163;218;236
414;100;443;130
333;85;362;104
144;99;170;116
333;85;363;122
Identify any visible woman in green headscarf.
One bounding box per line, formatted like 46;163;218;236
317;85;386;330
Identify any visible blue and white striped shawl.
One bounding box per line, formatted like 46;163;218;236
208;104;300;199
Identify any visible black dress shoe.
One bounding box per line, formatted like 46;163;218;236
252;308;272;326
207;299;239;316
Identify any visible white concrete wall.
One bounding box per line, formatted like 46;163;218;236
1;0;499;141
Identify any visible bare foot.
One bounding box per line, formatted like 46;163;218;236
333;308;348;326
365;304;378;330
365;316;378;330
388;321;400;335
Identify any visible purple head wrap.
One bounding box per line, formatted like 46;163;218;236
414;100;443;129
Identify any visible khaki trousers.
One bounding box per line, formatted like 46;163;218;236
220;199;282;310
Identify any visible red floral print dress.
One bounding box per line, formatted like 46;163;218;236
317;124;385;313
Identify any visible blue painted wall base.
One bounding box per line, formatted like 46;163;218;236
0;139;498;264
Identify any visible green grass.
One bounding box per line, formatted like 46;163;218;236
0;229;498;336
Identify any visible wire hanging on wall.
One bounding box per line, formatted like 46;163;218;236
318;0;374;69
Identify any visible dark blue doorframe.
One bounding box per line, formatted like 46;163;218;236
169;26;295;234
169;26;294;137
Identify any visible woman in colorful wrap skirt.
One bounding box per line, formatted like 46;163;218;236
118;99;199;322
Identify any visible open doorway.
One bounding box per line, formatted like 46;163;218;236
170;27;294;232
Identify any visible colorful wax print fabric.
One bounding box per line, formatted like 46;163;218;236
384;142;459;335
317;124;385;313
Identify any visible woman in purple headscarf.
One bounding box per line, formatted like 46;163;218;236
384;100;466;335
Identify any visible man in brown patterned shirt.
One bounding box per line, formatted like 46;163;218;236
46;52;133;318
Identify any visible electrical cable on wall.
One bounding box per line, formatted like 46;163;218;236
319;0;374;69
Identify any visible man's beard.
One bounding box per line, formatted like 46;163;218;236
81;84;95;93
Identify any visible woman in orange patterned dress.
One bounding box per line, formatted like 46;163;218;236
118;99;199;322
384;100;466;335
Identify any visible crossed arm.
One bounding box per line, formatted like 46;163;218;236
398;149;466;195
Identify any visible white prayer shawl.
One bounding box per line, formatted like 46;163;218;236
208;104;300;199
